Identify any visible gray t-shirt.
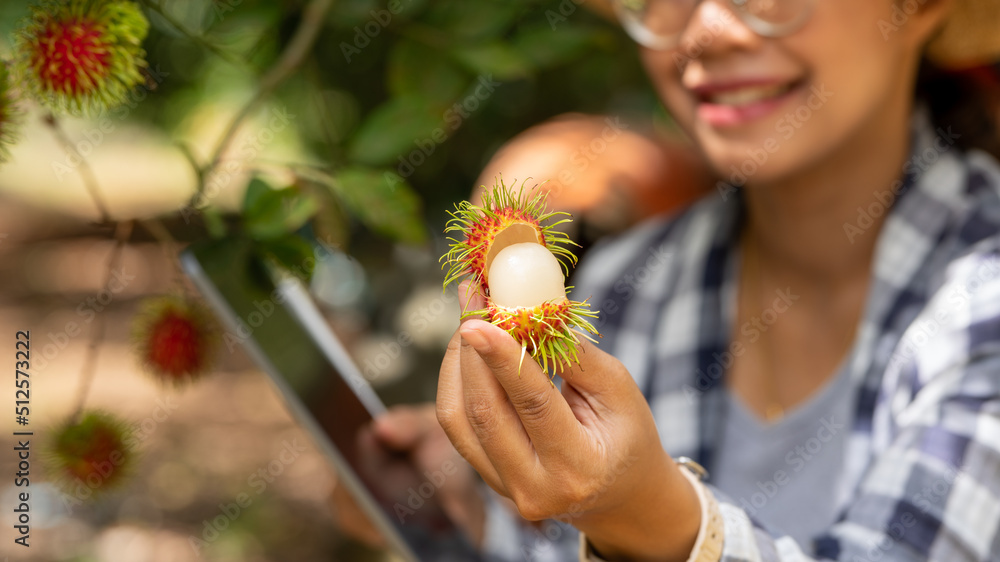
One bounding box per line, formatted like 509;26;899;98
712;363;854;549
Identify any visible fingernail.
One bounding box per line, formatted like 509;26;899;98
461;327;491;354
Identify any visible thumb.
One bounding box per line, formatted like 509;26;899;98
460;320;634;401
373;405;435;451
459;319;547;386
460;319;578;451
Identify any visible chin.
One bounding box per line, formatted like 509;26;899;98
700;135;820;189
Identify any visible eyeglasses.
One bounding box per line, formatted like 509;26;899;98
611;0;816;50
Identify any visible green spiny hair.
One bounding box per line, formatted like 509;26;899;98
441;177;578;295
14;0;150;116
441;177;601;378
0;61;22;163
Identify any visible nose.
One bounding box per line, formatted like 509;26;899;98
674;0;761;63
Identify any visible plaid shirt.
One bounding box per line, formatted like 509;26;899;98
482;111;1000;561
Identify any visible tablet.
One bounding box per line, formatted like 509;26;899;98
180;238;482;562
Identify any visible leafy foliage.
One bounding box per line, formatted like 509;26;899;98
5;0;654;252
0;0;658;556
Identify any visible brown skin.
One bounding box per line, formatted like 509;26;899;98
437;2;957;561
331;118;710;552
438;283;701;561
328;404;486;549
339;1;958;559
644;0;954;417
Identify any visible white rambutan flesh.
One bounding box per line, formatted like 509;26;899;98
487;242;567;309
442;179;601;376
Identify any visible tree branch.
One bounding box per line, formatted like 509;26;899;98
71;220;135;423
189;0;334;208
44;114;112;224
139;217;187;285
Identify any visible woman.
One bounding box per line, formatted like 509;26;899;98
344;0;1000;559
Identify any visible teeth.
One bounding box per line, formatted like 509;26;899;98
707;84;791;106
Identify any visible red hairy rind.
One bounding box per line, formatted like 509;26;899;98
131;295;219;384
14;0;149;115
441;177;601;376
486;297;600;376
45;410;135;494
442;177;578;297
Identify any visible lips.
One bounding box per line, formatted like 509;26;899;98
690;79;804;127
701;83;795;106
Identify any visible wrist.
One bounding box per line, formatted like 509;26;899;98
577;452;702;561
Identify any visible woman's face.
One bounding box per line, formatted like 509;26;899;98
640;0;942;186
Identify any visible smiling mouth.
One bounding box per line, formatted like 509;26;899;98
700;82;798;106
690;78;806;127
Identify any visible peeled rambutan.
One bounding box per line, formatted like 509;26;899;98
132;295;219;384
13;0;149;115
46;411;133;493
442;179;599;375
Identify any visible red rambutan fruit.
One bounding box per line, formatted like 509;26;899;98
46;410;134;494
442;178;600;375
14;0;150;115
132;295;219;384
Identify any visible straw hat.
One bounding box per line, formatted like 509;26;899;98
926;0;1000;68
585;0;1000;69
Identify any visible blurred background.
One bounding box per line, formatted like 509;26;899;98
0;0;702;560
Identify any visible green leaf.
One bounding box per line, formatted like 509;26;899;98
254;234;317;282
450;43;531;81
261;239;315;282
242;178;272;215
303;180;351;251
348;96;443;165
327;0;381;27
316;89;361;143
388;40;468;107
242;180;320;241
421;0;522;42
512;25;604;69
327;167;427;245
201;206;228;239
328;0;428;27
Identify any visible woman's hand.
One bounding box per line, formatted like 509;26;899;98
436;284;702;561
329;403;486;549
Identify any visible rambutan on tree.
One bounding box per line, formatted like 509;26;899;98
0;0;653;555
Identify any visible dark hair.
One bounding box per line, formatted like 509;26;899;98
916;60;1000;159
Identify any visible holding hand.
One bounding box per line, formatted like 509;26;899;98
329;403;486;550
436;282;702;561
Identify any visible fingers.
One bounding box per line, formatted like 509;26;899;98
459;332;538;484
557;338;642;407
372;404;436;451
436;330;508;495
459;319;581;459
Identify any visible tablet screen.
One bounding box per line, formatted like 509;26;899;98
182;238;481;561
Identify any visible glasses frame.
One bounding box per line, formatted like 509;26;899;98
611;0;817;50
